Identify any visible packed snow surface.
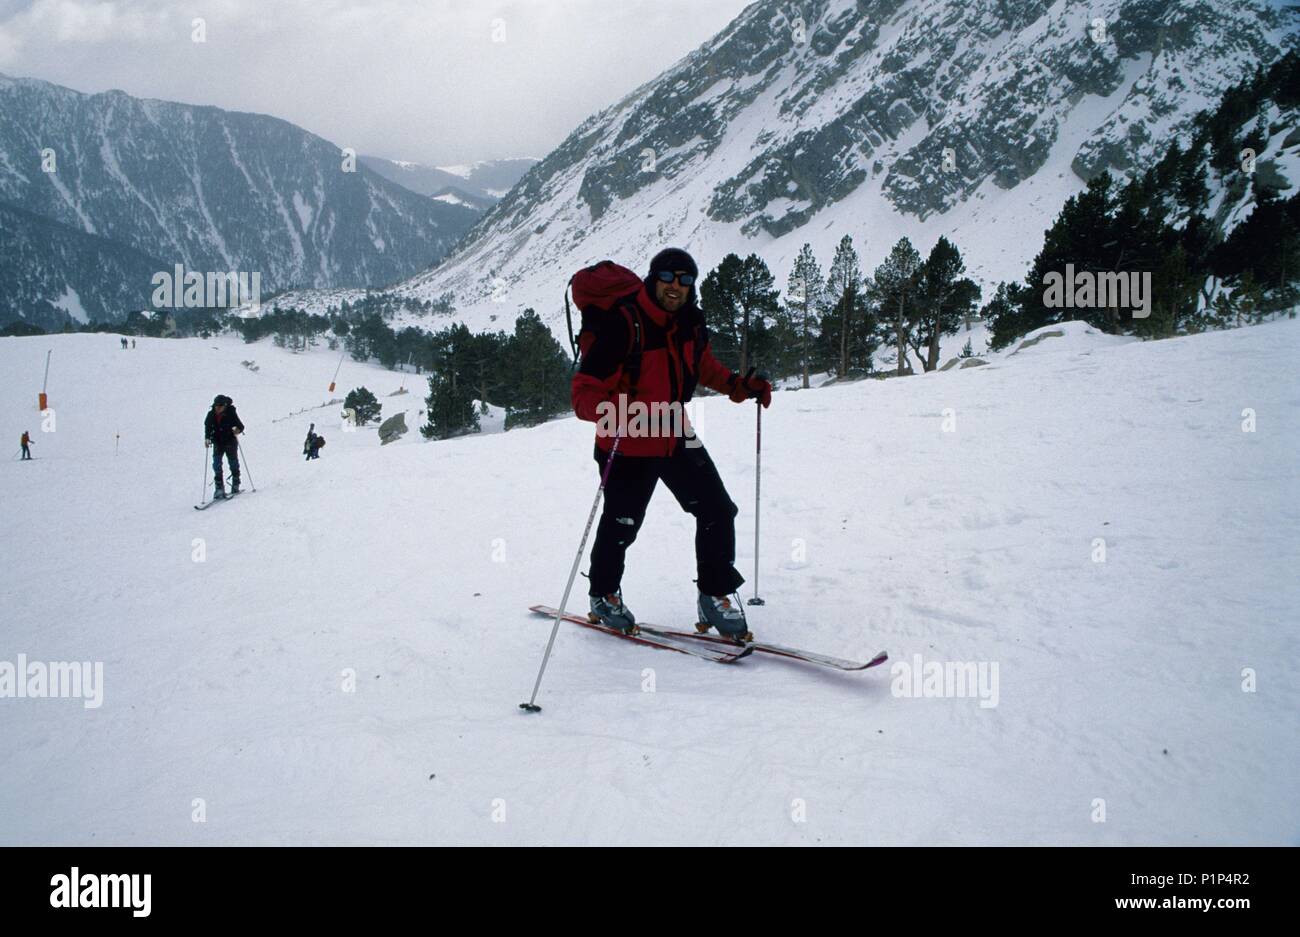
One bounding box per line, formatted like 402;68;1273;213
0;319;1296;844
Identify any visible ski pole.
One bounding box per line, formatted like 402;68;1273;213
201;444;209;505
748;398;765;606
521;435;622;714
237;437;256;491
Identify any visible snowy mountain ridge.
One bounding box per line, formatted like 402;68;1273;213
359;156;539;204
291;0;1298;339
0;75;480;328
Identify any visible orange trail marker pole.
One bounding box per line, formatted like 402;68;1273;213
328;351;345;394
38;349;51;411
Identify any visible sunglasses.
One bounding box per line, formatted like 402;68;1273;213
655;271;696;287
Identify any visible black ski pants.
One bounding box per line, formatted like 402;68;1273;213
587;441;744;599
212;439;241;487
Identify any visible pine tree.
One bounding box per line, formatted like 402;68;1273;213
700;253;780;374
822;235;875;377
343;386;382;425
785;243;825;387
979;283;1020;349
1105;181;1169;333
504;309;572;429
912;237;980;371
1236;270;1267;324
1210;291;1237;330
700;255;741;367
735;254;780;375
1212;190;1300;314
462;330;510;415
871;237;923;375
1139;242;1201;338
421;324;480;439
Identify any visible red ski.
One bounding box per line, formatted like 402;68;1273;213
528;606;752;664
530;605;885;671
662;627;888;672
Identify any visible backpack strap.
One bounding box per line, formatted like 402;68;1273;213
616;299;644;401
564;274;580;365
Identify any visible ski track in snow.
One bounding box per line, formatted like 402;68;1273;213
0;320;1296;845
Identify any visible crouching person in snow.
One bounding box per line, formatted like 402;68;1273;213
204;394;244;499
569;247;772;641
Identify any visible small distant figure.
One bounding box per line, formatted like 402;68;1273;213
308;434;325;460
20;431;33;460
120;337;128;350
303;423;316;461
204;394;244;498
131;339;136;349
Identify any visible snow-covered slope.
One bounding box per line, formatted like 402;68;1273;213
1;319;1296;844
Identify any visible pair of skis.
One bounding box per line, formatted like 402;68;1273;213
528;605;887;672
194;489;246;510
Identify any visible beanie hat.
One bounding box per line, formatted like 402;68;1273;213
648;247;698;280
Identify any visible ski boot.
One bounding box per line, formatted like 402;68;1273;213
212;484;226;500
697;593;753;643
588;591;638;635
229;480;241;495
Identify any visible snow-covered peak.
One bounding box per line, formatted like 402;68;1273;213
379;0;1297;339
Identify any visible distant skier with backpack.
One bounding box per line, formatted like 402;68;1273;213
303;423;316;461
307;434;325;460
569;248;772;640
204;394;244;498
19;431;33;460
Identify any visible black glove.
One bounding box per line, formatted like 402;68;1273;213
727;369;772;408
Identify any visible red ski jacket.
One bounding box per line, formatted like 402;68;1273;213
571;284;734;457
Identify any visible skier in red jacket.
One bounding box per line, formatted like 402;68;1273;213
571;248;772;639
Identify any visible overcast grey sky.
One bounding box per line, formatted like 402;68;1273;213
0;0;752;165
